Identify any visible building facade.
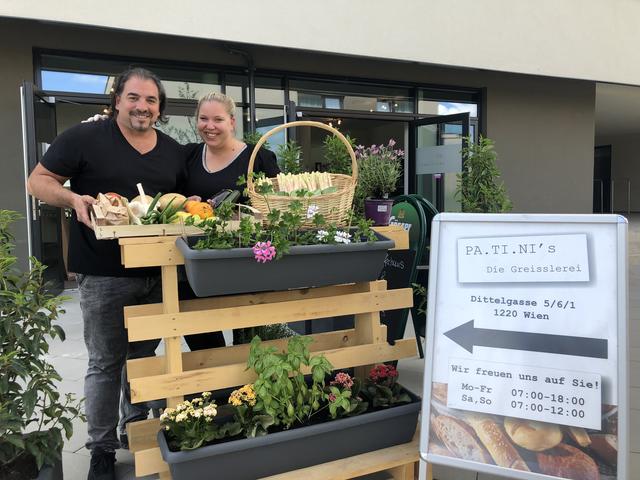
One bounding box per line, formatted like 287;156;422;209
1;1;639;477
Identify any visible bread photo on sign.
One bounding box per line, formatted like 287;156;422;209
503;418;563;452
463;413;530;471
427;382;615;479
537;443;600;480
430;414;492;464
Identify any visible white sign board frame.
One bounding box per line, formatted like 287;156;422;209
419;213;629;480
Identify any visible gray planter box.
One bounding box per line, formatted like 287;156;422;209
176;233;395;297
158;387;420;480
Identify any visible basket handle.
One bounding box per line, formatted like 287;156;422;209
246;120;358;189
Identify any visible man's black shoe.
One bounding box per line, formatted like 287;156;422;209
87;449;116;480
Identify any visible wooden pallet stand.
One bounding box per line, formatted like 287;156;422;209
120;225;422;479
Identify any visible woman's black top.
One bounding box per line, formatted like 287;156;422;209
183;143;280;201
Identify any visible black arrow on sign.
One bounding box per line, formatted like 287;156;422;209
444;320;608;359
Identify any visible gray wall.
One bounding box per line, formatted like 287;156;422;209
0;17;597;268
253;47;596;214
0;25;34;268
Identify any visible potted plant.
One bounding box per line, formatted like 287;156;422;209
356;140;403;226
322;132;356;174
456;135;512;213
0;210;84;480
157;336;420;479
276;139;303;174
177;200;395;297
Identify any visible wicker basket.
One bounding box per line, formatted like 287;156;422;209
247;121;358;227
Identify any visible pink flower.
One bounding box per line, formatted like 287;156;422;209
388;139;396;147
331;372;354;389
328;393;337;402
252;241;276;263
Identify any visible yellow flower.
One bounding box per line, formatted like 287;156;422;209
229;384;257;407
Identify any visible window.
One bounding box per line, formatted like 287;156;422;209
290;79;413;114
39;53;221;100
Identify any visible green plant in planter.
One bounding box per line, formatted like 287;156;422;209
192;188;377;261
276;140;303;174
246;336;369;429
365;364;411;408
160;392;241;450
0;210;84;479
159;341;413;455
227;384;274;438
233;323;297;346
322;133;356;175
243;131;271;150
355;140;403;200
456;135;512;213
325;372;368;420
248;336;333;428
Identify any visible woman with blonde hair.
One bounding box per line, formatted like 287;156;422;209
183;92;279;202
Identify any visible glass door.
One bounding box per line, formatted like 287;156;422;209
21;81;65;294
408;113;470;212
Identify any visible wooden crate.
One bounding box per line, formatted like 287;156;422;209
119;227;424;479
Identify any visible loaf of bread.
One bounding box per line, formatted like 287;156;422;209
428;440;453;457
431;382;448;405
590;434;617;466
537;443;599;480
503;417;563;451
567;426;591;448
464;413;530;471
430;414;492;464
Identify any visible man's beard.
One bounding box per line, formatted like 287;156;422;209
130;111;154;131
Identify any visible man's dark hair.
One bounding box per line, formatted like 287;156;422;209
109;67;168;124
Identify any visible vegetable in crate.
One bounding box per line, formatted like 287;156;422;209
208;189;241;208
275;172;337;196
140;193;188;224
158;193;187;211
185;200;214;219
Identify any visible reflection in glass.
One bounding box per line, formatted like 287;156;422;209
255;108;286;154
157;115;199;145
414;121;465;212
376;101;391;112
41;71;109;94
164;81;220;101
226;85;244;104
324;97;342;109
418;100;477;118
298;93;323;108
255;88;284;105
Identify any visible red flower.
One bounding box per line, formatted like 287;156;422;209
368;364;398;383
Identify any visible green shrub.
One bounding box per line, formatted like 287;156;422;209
456;136;512;213
0;210;84;478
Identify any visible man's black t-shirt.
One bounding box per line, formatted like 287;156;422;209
183;143;280;201
41;119;187;277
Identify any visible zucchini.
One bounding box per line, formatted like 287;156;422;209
208;189;241;208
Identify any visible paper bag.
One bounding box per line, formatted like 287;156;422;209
93;193;129;226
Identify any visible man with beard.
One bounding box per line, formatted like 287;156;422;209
27;67;186;480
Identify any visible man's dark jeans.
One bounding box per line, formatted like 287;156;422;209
78;274;161;452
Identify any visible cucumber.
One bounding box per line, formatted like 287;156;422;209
221;190;241;205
